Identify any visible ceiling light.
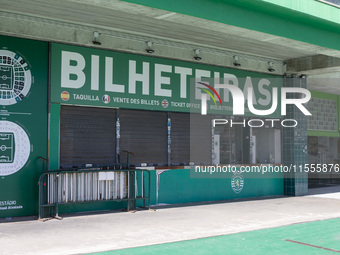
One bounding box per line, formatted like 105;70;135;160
146;41;154;53
194;49;202;60
268;61;275;72
233;56;241;67
92;31;101;45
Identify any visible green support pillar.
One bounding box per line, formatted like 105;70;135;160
282;75;308;196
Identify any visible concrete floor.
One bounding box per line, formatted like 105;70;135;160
1;186;340;255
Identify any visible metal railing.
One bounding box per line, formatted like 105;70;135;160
38;167;151;219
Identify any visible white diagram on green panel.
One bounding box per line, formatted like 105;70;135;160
0;50;32;105
0;121;30;176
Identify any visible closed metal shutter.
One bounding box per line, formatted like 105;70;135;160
120;109;167;166
170;113;212;166
189;114;212;165
60;106;116;168
170;112;190;165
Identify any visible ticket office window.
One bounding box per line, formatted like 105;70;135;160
119;109;168;167
119;111;213;167
213;119;249;165
60;106;116;168
213;117;281;165
60;107;283;168
251;126;281;164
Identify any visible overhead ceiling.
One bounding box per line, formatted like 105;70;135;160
1;0;337;60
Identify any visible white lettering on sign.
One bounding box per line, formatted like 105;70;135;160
61;51;86;89
195;69;211;100
222;73;238;102
155;64;172;97
174;66;192;99
243;77;257;105
258;79;271;106
128;60;149;95
58;50;291;116
91;55;100;91
105;57;125;93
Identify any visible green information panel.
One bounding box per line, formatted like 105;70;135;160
51;43;282;117
0;36;48;218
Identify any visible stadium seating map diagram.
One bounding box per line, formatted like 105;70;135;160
0;50;31;106
0;121;30;176
0;49;32;176
0;132;14;163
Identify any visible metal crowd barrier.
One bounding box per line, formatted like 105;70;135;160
38;167;151;219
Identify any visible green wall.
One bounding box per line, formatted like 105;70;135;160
308;90;340;137
0;36;48;218
49;103;60;170
260;0;340;25
158;169;283;204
